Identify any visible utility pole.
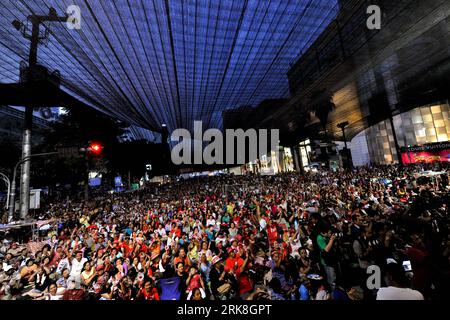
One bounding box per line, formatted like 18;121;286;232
12;9;68;220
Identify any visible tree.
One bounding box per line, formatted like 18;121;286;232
34;106;127;198
0;137;21;175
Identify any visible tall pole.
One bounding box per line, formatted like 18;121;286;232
14;9;68;220
19;21;39;221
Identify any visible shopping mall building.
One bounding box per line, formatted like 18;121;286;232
226;0;450;175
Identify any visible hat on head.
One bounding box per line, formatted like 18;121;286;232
96;264;105;271
211;255;221;265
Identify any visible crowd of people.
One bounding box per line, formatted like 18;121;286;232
1;164;449;301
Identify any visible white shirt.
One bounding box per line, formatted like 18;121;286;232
376;287;424;300
69;257;87;278
157;228;166;237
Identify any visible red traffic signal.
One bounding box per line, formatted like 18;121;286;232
88;142;103;155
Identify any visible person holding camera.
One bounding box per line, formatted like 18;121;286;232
316;224;338;290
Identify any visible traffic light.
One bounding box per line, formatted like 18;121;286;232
88;142;103;155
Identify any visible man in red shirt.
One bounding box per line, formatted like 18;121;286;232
138;280;160;300
224;249;244;276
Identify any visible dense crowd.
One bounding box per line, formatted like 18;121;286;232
1;164;449;300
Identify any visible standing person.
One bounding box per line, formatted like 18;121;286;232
316;224;337;290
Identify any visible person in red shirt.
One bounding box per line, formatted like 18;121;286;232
236;249;253;297
186;266;205;293
267;221;278;246
138;280;160;300
224;249;244;276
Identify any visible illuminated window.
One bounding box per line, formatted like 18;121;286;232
412;115;423;124
432;113;443;121
437;134;448;142
415;127;426;137
416;136;426;144
426;128;436;136
434;120;445;128
430;105;441;113
422;114;433;123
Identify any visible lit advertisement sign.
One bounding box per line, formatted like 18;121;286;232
115;176;123;187
401;142;450;164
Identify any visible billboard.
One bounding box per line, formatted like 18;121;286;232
400;142;450;164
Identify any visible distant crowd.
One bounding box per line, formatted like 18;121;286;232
1;164;449;300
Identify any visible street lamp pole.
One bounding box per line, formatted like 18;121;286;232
8;152;58;223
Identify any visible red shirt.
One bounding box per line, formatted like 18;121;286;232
140;288;160;300
225;256;244;275
238;274;253;295
187;274;202;291
267;225;278;243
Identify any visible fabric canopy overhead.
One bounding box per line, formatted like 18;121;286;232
0;0;339;137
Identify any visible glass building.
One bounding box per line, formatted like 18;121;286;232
364;101;450;164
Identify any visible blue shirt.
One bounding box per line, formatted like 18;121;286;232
299;284;310;300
